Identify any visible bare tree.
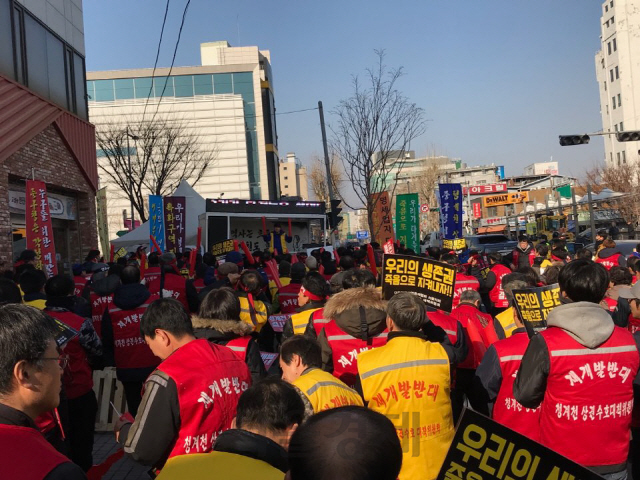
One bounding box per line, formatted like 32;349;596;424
308;154;343;204
96;116;217;222
331;50;427;241
414;159;442;233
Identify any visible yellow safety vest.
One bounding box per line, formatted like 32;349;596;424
24;298;46;310
293;368;364;413
290;308;320;335
238;296;268;332
495;307;517;338
269;277;290;302
157;450;284;480
269;232;288;254
358;335;454;480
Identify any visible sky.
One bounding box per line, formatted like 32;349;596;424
84;0;607;183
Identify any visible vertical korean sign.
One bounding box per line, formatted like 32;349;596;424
438;184;463;241
26;181;57;277
149;195;165;253
163;196;186;253
370;192;394;244
395;193;419;253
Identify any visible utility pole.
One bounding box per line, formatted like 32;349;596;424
587;184;596;241
318;101;336;244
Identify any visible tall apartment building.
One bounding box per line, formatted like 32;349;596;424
0;0;97;268
279;152;308;200
88;41;279;238
595;0;640;167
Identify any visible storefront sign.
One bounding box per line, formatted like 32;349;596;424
473;203;482;219
382;254;457;313
483;192;529;207
9;189;76;220
462;183;508;195
370;192;394;244
395;193;419;253
163;196;186;253
149;195;165;253
439;184;463;240
26;180;57;277
513;284;561;337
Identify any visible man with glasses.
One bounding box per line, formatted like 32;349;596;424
0;304;86;479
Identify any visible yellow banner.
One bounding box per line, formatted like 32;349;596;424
482;191;529;207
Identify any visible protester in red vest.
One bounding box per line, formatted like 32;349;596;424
277;263;305;314
510;235;535;270
115;298;251;473
72;263;88;297
282;272;329;339
474;252;511;316
474;275;541;441
192;287;266;381
45;275;102;472
147;252;190;312
143;251;162;286
88;264;122;339
596;238;627;271
186;264;208;313
440;253;480;308
515;260;640;477
601;267;633;314
0;304;87;480
101;266;160;416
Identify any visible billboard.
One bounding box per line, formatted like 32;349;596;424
462;183;508;195
482;192;529;207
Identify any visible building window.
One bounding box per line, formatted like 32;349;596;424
617;152;621;165
283;166;287;170
622;151;626;163
613;38;617;51
284;185;288;189
606;4;609;12
615;124;619;132
611;1;614;7
610;152;613;162
487;207;498;217
604;81;607;91
613;97;616;109
284;176;288;180
615;66;619;79
618;94;621;106
611;16;614;23
620;121;623;131
608;42;612;54
606;104;609;114
610;69;614;82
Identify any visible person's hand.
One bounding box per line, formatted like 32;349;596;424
114;413;134;442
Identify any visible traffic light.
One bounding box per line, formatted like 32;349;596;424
559;135;590;146
328;199;343;229
616;131;640;142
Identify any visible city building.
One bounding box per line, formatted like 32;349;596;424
523;161;558;176
0;0;97;268
279;152;308;200
87;41;279;238
595;0;640;167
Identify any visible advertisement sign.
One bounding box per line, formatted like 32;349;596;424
356;230;369;240
163;196;186;253
436;409;603;480
382;254;457;313
496;165;505;179
149;195;165;253
483;192;529;207
207;199;325;215
472;202;482;219
395;193;419;253
9;189;76;220
370;192;394;244
438;184;463;240
512;284;561;337
26;180;57;277
462;183;508;195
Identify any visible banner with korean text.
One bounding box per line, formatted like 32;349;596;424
395;193;419;253
26;180;57;277
512;284;561;337
370;192;394;244
149;195;165;253
382;254;457;313
163;196;186;253
438;184;463;242
436;409;602;480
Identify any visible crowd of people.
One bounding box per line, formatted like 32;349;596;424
2;230;640;479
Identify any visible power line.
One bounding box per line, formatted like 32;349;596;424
148;0;192;127
140;0;171;124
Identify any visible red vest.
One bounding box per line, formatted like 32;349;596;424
323;320;388;387
451;304;499;369
278;283;301;314
144;266;161;286
596;253;621;271
311;309;330;336
148;273;189;312
0;425;68;479
489;264;511;308
90;291;114;339
157;339;251;459
427;310;458;344
512;248;535;268
628;315;640;335
225;336;252;361
492;332;540;441
46;310;93;399
107;296;160;370
539;326;639;467
452;273;480;308
192;278;206;294
73;275;87;297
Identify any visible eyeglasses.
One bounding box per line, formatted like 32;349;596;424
41;354;69;370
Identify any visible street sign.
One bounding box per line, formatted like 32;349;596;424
420;203;429;213
356;230;369;240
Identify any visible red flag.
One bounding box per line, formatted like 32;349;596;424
26;180;57;277
383;239;395;255
109;244;115;262
367;244;378;277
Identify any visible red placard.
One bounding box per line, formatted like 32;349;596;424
26;180;57;277
473;202;482;219
462;183;508;195
383;239;395;254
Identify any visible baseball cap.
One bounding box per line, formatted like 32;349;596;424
617;283;640;300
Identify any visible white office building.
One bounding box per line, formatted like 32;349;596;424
279;152;309;200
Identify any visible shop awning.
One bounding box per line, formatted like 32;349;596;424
477;226;506;234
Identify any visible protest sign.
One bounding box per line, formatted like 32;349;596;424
260;352;279;371
438;183;463;241
164;196;186;253
26;180;57;277
436;409;603;480
268;314;290;333
53;318;79;347
113;247;127;262
442;238;466;252
370;192;394;244
382;254;457;313
383;239;395;254
211;239;237;261
149;195;165;252
512;284;561;337
395;193;419;253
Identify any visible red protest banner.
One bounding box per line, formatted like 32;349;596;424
369;192;394;244
26;180;57;277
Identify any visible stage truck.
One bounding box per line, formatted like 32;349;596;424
199;199;327;254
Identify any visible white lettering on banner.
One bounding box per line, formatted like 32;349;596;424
564;361;632;386
337;347;371;369
197;376;249;409
503;397;540;414
182;430;223;454
554;400;633;421
114;337;146;348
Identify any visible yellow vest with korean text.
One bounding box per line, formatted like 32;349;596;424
290;308;321;335
293;368;363;413
238;296;268;332
495;307;517;338
358;335;454;480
